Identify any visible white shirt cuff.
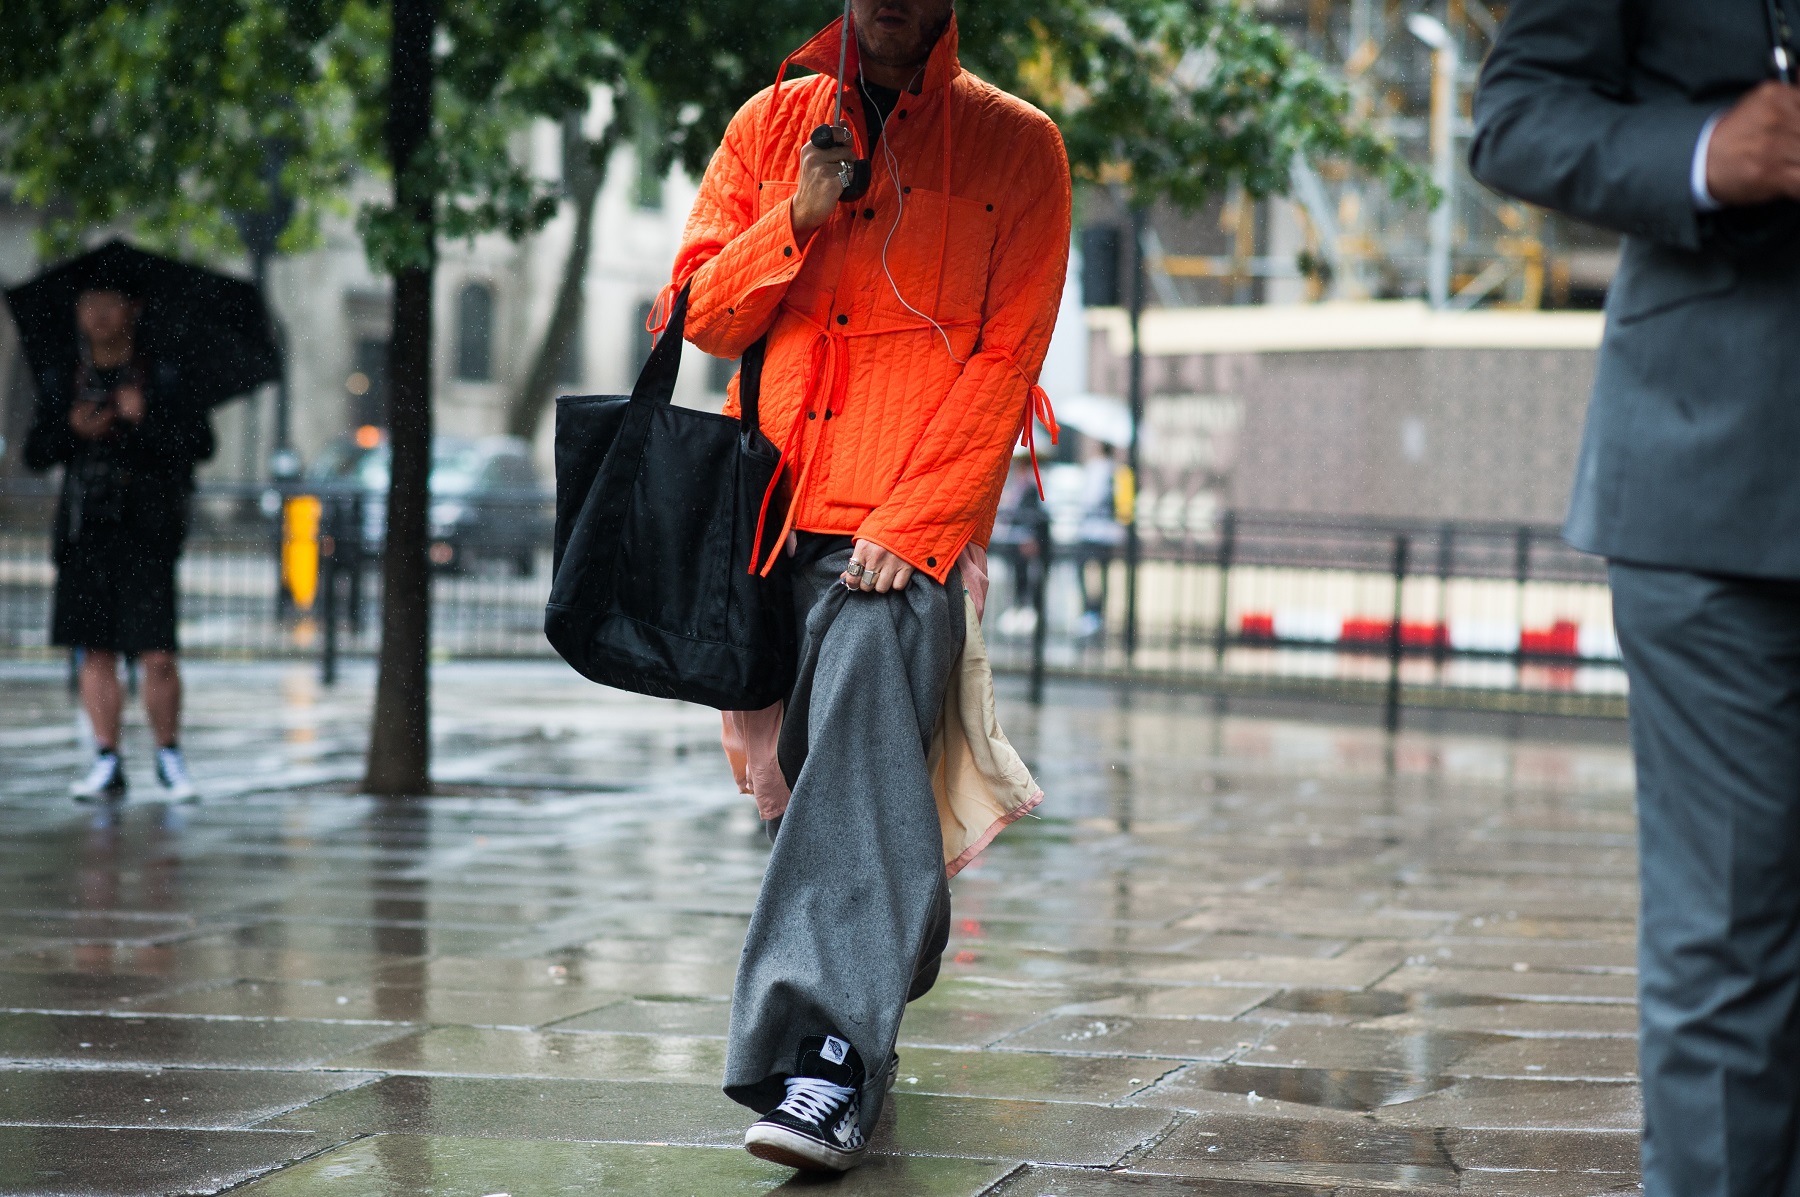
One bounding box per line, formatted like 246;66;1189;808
1691;113;1724;211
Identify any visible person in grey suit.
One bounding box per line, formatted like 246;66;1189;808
1471;3;1800;1194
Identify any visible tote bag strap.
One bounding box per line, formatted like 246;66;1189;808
633;282;691;407
737;335;769;438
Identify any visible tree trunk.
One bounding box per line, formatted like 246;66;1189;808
365;0;438;797
502;116;619;442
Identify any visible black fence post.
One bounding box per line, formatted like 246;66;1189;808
1513;524;1532;683
1029;507;1052;705
345;491;365;637
319;498;339;687
1434;523;1454;669
1213;510;1237;672
1385;533;1410;734
273;489;291;619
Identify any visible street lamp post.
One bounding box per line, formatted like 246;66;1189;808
1123;205;1147;663
1407;13;1458;310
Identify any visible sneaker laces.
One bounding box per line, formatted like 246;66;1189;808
157;748;192;787
78;754;120;791
774;1075;857;1126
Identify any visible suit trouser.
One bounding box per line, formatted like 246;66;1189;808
1611;562;1800;1197
723;538;959;1135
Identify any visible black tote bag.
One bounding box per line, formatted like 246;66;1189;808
545;285;794;710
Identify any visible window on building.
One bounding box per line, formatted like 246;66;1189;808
708;354;738;395
633;302;656;371
455;283;495;381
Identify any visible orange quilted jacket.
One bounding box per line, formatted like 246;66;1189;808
661;14;1072;583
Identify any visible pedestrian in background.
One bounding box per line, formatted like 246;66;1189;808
23;279;212;803
666;0;1069;1173
1473;4;1800;1193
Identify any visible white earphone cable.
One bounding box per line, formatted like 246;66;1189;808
860;71;965;366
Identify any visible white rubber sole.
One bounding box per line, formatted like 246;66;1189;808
743;1123;864;1173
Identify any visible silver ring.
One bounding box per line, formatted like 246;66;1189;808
836;159;856;189
846;561;865;577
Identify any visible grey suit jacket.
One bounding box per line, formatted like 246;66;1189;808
1471;0;1800;579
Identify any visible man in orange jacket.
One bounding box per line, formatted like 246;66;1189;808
665;0;1070;1172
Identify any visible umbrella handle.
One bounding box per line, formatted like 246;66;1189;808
809;125;872;203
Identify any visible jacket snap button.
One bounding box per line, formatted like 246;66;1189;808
808;411;817;420
824;409;833;419
926;557;937;568
727;307;735;315
836;314;848;325
783;246;793;256
903;186;911;194
863;208;875;219
986;204;994;211
899;110;907;119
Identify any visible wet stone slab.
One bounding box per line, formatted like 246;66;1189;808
234;1135;1018;1196
0;1067;377;1129
0;662;1646;1192
0;1011;414;1070
0;1125;332;1197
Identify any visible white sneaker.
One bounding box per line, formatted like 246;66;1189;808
155;747;198;802
72;752;127;803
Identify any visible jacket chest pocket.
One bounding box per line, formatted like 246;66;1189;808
871;190;999;324
757;179;798;222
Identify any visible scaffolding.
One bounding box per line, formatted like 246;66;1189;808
1146;0;1615;311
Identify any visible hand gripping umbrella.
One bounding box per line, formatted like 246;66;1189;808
3;239;281;410
808;0;873;203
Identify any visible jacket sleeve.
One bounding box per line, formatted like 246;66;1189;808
672;92;818;359
22;370;77;472
1469;0;1716;249
857;117;1073;583
118;365;215;473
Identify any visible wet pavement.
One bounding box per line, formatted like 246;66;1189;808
0;660;1642;1195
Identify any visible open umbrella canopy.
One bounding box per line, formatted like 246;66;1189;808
3;239;280;410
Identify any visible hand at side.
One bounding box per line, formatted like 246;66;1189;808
843;538;915;593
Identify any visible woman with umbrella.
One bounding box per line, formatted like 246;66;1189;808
11;243;273;803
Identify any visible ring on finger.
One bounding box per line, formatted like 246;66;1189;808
846;560;865;577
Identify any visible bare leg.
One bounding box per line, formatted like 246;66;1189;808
140;651;181;748
80;651;124;751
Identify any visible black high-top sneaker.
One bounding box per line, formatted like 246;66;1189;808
744;1033;868;1172
71;750;126;803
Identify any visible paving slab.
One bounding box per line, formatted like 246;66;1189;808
996;1015;1250;1061
0;1067;377;1129
233;1135;1018;1196
1375;1077;1643;1131
1134;1111;1460;1191
0;1125;332;1196
989;1165;1335;1195
262;1073;747;1144
0;1011;414;1070
326;1025;727;1083
132;979;614;1028
894;1046;1184;1103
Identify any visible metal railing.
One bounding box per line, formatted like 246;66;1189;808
0;480;1624;718
983;508;1624;720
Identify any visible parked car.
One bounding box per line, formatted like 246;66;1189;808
306;434;550;575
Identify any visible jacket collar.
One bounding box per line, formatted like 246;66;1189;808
788;11;961;97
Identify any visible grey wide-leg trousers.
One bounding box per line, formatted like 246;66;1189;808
1611;562;1800;1197
724;538;961;1133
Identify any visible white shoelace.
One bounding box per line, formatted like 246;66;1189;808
775;1075;857;1128
157;749;195;795
77;755;120;793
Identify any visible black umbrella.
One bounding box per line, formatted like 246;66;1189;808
3;239;281;409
